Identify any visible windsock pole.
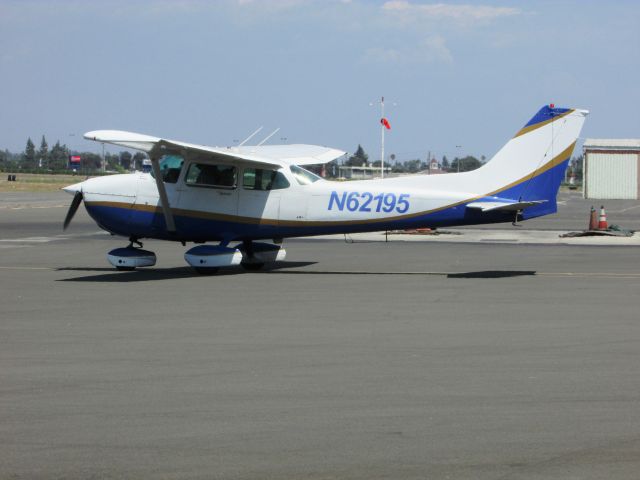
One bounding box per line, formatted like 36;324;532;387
380;96;385;179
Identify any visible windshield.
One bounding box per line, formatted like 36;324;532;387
150;155;184;184
290;165;321;185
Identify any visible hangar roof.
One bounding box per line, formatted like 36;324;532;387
583;139;640;150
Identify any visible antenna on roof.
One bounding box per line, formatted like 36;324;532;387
238;126;263;147
257;128;281;146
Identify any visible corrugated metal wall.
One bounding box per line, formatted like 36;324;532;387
585;153;638;199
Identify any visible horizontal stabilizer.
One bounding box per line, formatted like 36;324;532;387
466;199;547;212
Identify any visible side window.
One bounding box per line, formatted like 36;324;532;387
185;163;237;189
243;168;290;191
151;155;184;184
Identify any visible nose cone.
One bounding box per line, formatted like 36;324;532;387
62;181;84;195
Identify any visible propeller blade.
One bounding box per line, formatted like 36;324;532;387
63;191;83;230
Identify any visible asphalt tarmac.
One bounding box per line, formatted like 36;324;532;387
1;191;640;479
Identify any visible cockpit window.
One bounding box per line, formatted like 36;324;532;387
290;164;321;185
150;155;184;184
243;168;290;190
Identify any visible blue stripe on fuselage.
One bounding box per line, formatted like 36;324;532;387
86;201;513;241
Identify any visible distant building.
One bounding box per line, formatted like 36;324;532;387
338;165;391;180
583;139;640;199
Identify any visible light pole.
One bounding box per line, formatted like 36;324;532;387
456;145;462;173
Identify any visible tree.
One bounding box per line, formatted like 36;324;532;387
404;159;421;173
441;155;449;171
37;135;48;169
451;155;482;172
346;144;369;167
83;152;102;170
49;141;69;170
24;138;36;168
104;152;120;170
119;151;133;169
132;152;146;170
569;155;583;182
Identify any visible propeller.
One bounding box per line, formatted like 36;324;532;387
63;191;83;230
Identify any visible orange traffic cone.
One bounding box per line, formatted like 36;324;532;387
588;206;598;230
598;205;608;230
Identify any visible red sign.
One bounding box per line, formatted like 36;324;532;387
69;155;81;164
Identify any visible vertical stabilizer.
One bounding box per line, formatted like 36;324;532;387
478;105;588;218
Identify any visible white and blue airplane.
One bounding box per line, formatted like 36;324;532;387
63;105;587;273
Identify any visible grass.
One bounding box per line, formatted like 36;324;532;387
0;173;92;192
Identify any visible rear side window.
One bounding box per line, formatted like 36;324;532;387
243;168;290;191
185;163;237;189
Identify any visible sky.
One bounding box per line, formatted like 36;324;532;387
1;0;638;162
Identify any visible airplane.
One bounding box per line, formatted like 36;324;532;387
63;105;588;273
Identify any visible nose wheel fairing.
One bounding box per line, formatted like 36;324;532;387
107;246;157;270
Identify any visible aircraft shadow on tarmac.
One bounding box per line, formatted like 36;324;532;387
269;269;536;278
56;261;318;282
446;270;536;278
57;264;536;282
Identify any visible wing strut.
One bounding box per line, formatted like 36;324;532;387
150;157;176;233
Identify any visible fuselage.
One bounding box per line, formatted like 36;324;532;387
78;166;516;243
72;105;588;244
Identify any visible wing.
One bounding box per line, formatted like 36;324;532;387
83;130;345;168
234;144;346;166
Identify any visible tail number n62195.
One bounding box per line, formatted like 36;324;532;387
328;191;410;214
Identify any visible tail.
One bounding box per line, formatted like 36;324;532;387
474;105;588;219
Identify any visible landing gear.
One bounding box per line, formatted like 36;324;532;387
107;238;157;271
183;241;287;274
184;244;242;274
240;240;265;271
241;261;265;271
238;240;286;271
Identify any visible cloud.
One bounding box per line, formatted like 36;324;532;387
235;0;306;8
382;1;520;24
362;35;453;65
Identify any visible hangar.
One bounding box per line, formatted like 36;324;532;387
583;139;640;199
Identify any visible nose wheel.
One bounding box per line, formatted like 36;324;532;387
107;238;157;271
